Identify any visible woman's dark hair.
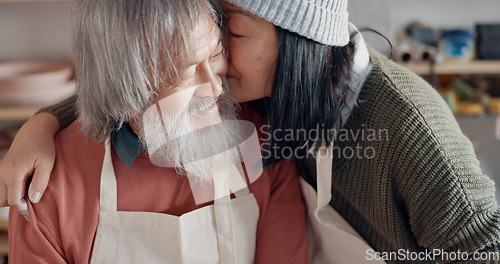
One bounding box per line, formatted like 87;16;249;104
251;27;354;168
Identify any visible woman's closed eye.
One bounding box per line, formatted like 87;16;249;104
228;31;244;38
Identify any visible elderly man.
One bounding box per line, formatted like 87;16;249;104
8;0;308;263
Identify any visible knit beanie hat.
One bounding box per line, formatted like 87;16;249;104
225;0;350;46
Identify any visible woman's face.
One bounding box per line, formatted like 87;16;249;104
223;2;278;103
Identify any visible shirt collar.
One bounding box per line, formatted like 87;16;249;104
112;123;145;168
339;23;372;127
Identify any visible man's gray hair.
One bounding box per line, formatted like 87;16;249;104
73;0;223;142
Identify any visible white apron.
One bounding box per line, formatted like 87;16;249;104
299;23;385;263
90;140;260;264
300;144;386;264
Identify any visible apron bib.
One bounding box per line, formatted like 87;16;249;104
301;27;385;262
300;144;386;264
90;139;260;264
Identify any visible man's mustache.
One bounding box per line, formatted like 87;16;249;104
186;78;229;116
150;120;255;165
187;96;218;116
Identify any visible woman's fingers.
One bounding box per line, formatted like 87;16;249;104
28;160;54;204
0;184;8;207
6;171;29;220
0;113;60;218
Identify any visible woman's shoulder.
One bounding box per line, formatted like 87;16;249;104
358;48;456;129
364;47;441;104
350;48;482;181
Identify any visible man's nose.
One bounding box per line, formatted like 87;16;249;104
194;57;227;98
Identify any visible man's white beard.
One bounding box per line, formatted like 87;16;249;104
139;82;243;183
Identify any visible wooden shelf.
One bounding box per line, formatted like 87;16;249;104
0;220;7;256
0;221;6;232
400;60;500;75
0;107;38;121
0;232;7;256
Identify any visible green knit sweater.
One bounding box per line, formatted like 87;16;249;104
41;49;500;263
298;49;500;263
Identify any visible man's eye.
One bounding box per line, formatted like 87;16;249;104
210;52;222;60
209;49;224;61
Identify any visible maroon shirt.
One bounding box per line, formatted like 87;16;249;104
8;109;309;263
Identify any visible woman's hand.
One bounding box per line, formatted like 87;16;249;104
0;113;60;220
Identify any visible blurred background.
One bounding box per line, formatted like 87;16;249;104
0;0;499;262
350;0;500;196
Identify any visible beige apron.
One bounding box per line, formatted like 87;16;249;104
300;144;386;264
90;140;260;264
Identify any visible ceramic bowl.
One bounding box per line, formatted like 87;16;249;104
0;61;72;92
0;81;75;107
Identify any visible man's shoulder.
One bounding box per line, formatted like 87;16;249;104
56;121;93;146
21;120;101;264
55;121;105;164
51;121;104;200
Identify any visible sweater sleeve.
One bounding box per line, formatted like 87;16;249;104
37;95;78;129
391;90;500;263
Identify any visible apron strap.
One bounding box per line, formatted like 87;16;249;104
316;142;333;211
229;163;250;198
100;138;118;212
213;163;239;262
232;187;250;198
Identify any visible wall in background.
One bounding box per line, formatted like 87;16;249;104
349;0;500;55
348;0;392;55
0;1;73;62
1;1;499;61
389;0;500;41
